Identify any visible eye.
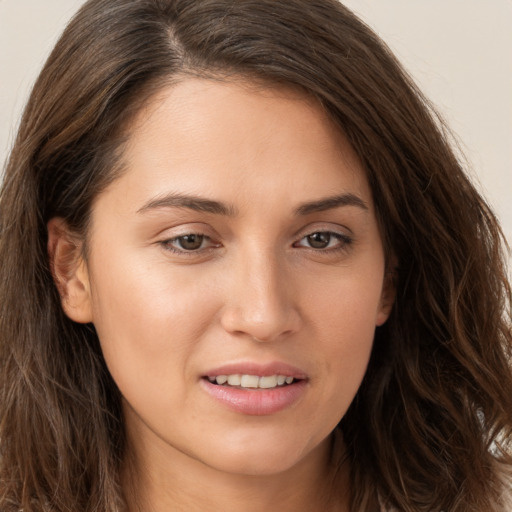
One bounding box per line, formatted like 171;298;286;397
174;234;206;251
161;233;218;253
294;231;352;251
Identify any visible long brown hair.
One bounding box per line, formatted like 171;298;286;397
1;1;511;510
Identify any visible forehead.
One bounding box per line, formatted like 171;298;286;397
102;77;372;215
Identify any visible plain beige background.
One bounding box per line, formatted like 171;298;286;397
1;0;511;244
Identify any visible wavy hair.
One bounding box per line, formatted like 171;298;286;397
1;1;511;510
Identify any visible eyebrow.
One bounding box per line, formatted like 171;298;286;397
137;193;237;216
294;193;369;215
137;191;368;216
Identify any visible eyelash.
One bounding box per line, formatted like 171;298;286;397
160;234;218;256
159;230;353;256
293;231;353;253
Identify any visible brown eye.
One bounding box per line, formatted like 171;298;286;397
176;234;205;250
161;232;220;256
294;230;353;252
306;232;332;249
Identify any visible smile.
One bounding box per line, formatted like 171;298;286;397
206;374;296;389
201;366;308;415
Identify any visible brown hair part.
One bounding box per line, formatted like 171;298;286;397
1;1;511;510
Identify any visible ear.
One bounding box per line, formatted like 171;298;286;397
376;259;398;327
47;218;93;323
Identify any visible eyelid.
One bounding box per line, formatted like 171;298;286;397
295;231;352;247
294;222;353;240
293;224;354;252
155;223;354;257
161;233;220;252
155;223;222;257
152;220;214;237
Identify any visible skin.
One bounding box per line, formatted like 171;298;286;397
49;78;394;511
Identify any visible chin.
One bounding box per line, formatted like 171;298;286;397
208;454;303;477
200;427;329;477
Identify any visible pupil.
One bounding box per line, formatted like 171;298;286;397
307;232;330;249
179;234;204;250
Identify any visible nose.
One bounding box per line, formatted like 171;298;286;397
220;248;302;343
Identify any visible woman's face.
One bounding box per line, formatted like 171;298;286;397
65;79;392;477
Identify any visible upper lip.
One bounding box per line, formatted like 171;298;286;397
203;361;308;379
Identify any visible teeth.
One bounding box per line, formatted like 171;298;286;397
259;375;278;388
208;374;296;389
227;374;241;386
240;375;259;388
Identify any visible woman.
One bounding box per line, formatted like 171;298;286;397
0;1;511;511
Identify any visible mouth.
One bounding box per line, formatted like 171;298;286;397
204;374;300;389
200;364;308;415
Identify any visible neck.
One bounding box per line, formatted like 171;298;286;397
122;430;350;512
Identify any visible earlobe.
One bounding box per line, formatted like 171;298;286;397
376;263;397;327
47;218;93;324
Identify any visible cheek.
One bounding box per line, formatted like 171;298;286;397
306;257;385;339
309;270;383;398
320;306;375;395
87;251;221;391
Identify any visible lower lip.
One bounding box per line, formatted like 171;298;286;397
200;379;308;416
